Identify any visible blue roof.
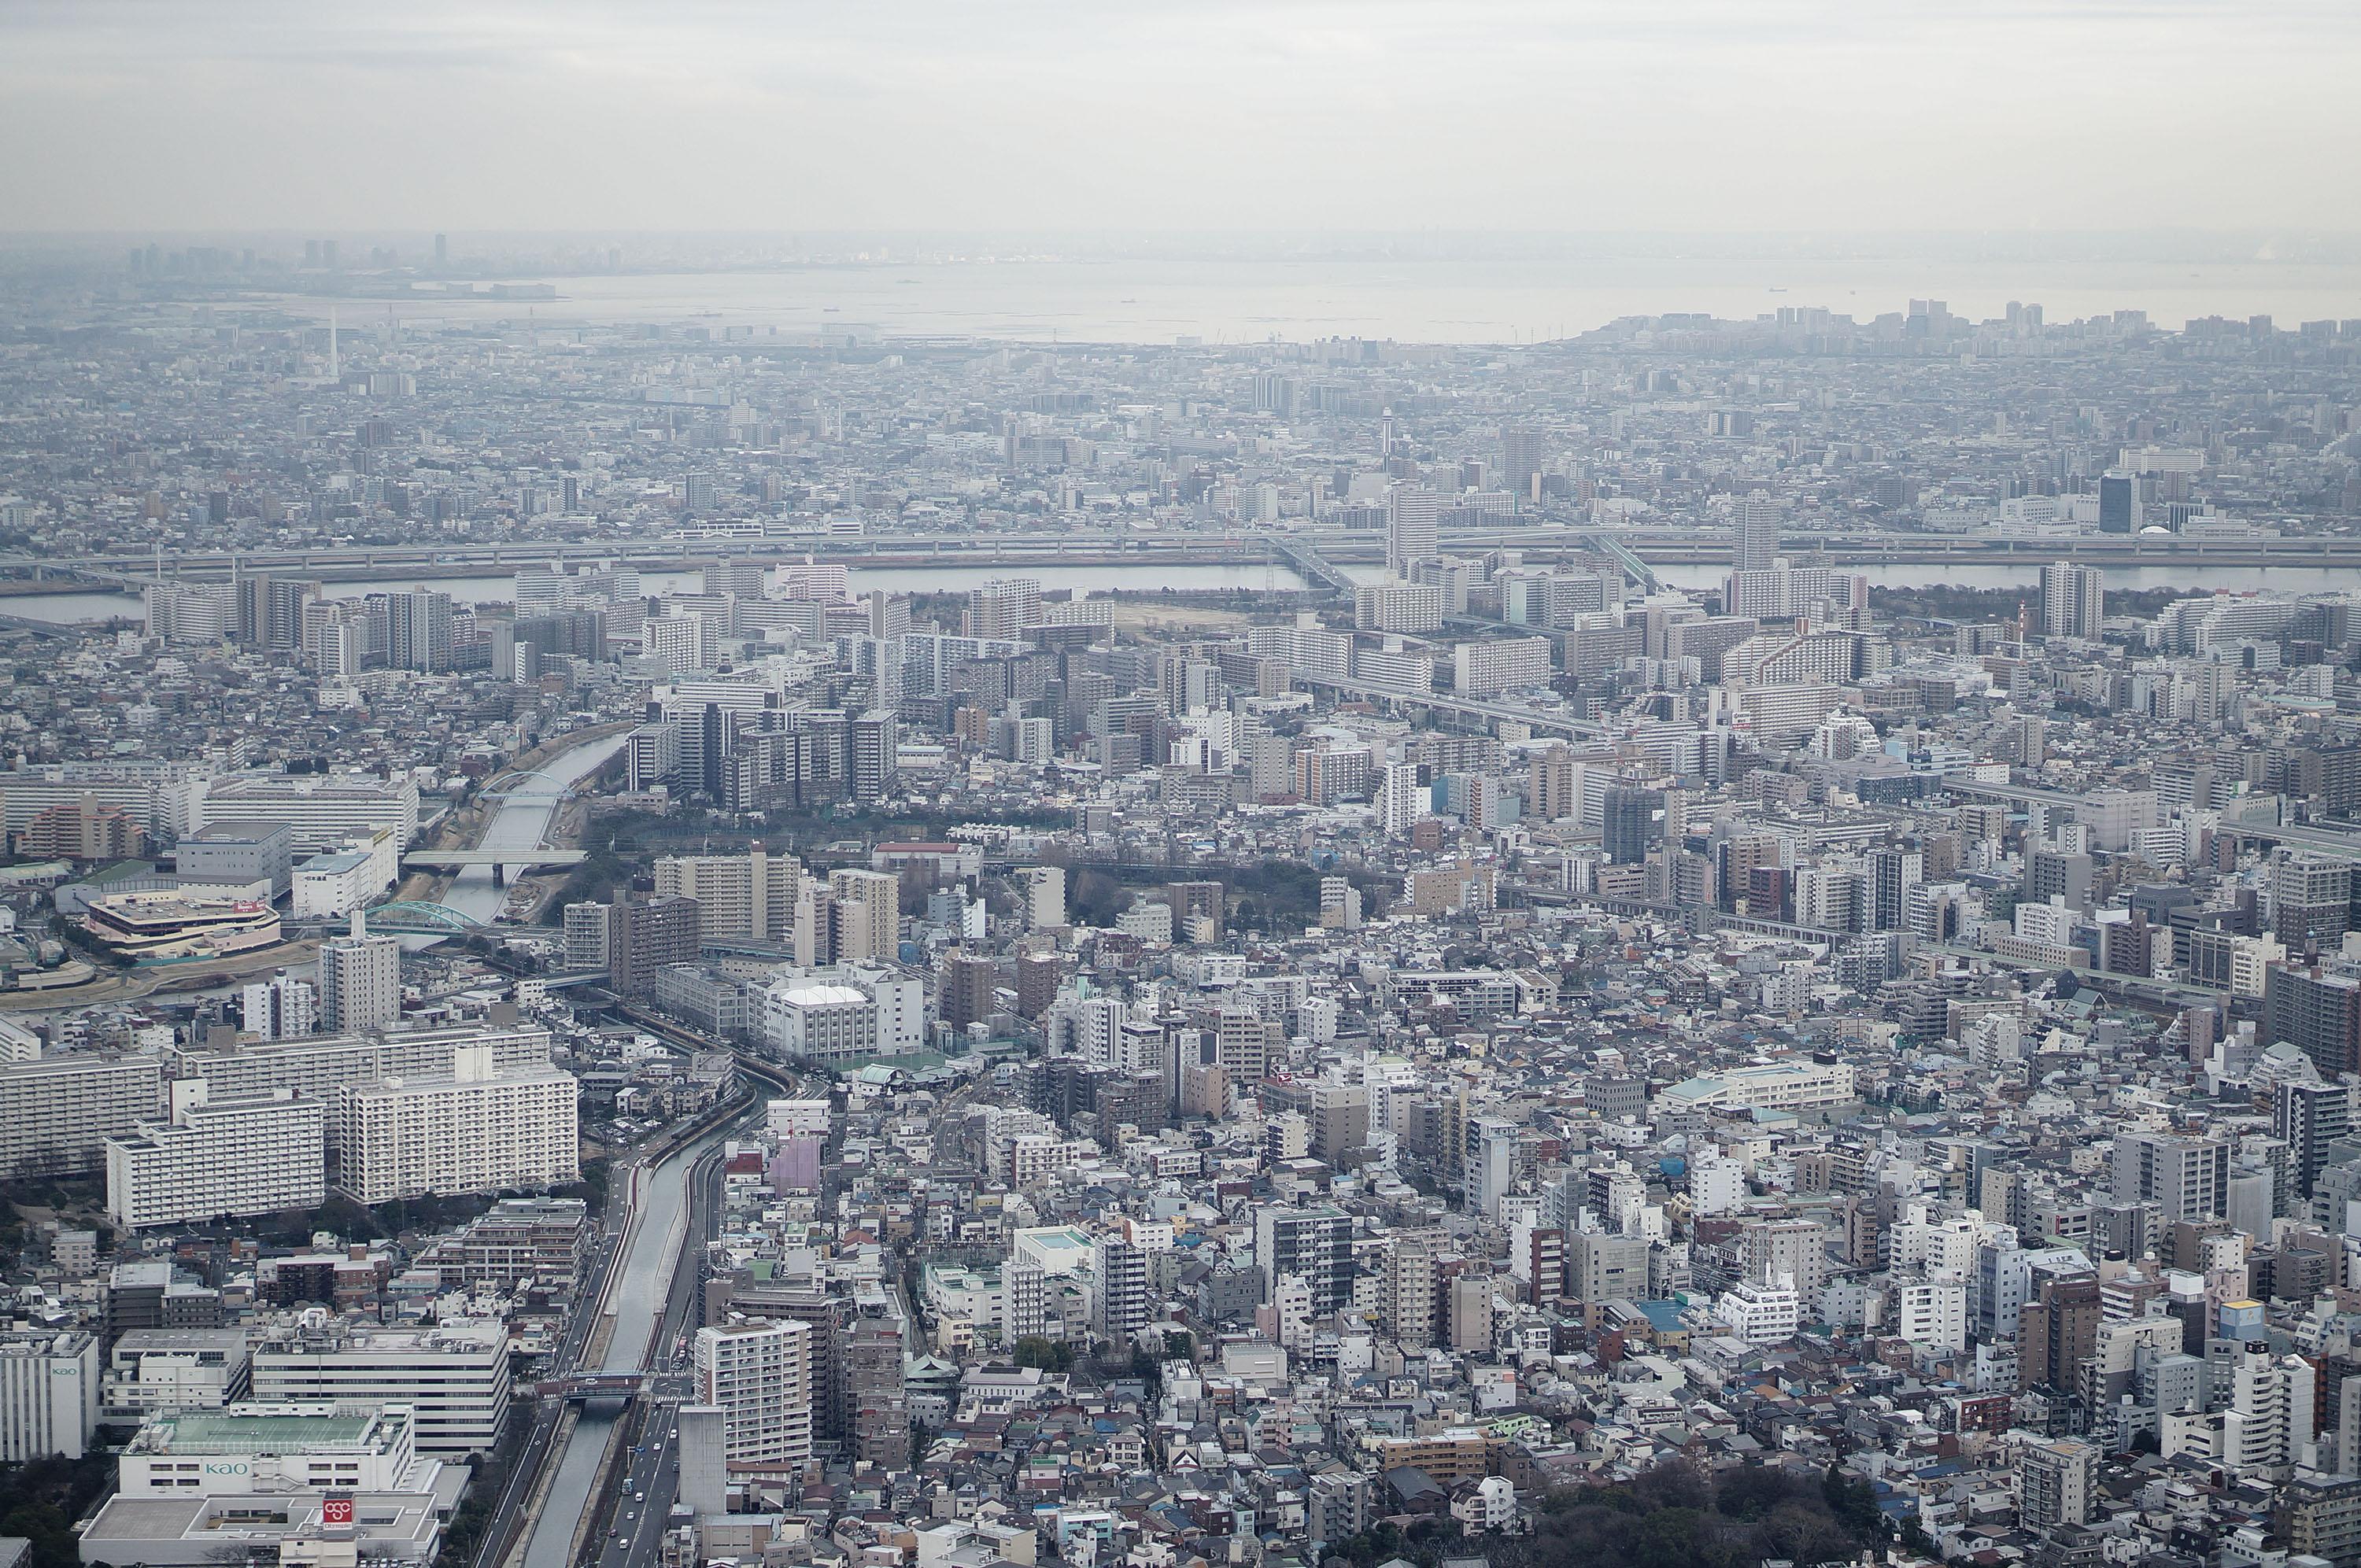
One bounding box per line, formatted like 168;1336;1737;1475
1637;1300;1686;1330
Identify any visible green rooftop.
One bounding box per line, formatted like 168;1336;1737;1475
154;1409;380;1453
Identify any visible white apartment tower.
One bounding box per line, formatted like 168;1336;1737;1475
319;910;401;1034
693;1319;815;1467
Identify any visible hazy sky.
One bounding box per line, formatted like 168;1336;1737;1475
3;0;2354;234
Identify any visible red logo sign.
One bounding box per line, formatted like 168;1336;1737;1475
323;1498;354;1526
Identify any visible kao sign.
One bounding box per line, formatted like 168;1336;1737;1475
322;1497;355;1527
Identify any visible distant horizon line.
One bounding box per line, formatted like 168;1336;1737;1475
6;225;2359;240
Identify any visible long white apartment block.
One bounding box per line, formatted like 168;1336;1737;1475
331;1044;578;1203
105;1084;327;1229
167;1020;555;1101
0;1050;165;1178
197;771;420;853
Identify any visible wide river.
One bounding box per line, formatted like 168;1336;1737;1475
15;558;2361;628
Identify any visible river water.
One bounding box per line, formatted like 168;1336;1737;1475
20;558;2361;627
436;733;628;926
515;1130;704;1568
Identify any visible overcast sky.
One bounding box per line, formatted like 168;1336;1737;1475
2;0;2353;235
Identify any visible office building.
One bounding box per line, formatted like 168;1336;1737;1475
2098;471;2137;533
763;982;878;1064
249;1323;508;1454
0;1328;98;1459
1602;785;1663;865
100;1328;252;1419
119;1401;423;1496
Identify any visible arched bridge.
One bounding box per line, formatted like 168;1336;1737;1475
361;900;486;933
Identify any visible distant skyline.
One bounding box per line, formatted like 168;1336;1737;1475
3;0;2356;235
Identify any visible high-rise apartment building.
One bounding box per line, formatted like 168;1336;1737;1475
105;1086;326;1229
1092;1236;1151;1344
240;973;317;1040
693;1319;815;1467
1735;496;1780;572
2265;966;2361;1076
1385;485;1440;574
841;1301;909;1468
384;589;453;673
2041;560;2106;641
2274;853;2353;952
938;952;998;1031
319;913;401;1034
2019;1437;2097;1529
1253;1205;1350;1315
654;844;800;943
966;578;1043;640
331;1045;578;1202
608;893;703;996
0;1052;168;1179
2276;1079;2355;1197
2112;1131;2229;1223
1384;1232;1439;1348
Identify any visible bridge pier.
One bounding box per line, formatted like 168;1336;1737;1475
491;864;506;887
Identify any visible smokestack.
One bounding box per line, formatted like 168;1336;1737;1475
329;304;339;383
